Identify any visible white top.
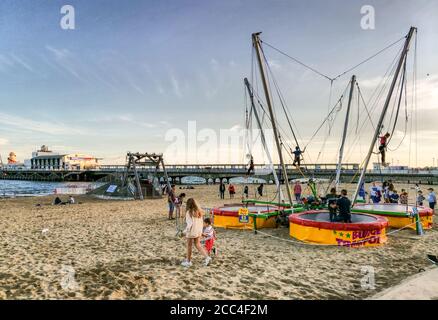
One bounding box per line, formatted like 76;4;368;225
184;212;203;238
203;225;214;240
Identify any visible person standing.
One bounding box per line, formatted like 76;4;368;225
181;198;211;267
175;193;186;219
335;189;352;223
369;182;381;204
293;181;302;203
417;190;425;207
243;185;249;199
219;182;226;199
326;187;338;222
257;183;264;198
168;185;176;220
400;189;409;205
427;188;436;211
228;184;235;199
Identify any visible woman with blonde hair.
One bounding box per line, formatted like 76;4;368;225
181;198;211;267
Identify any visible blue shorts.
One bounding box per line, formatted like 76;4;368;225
168;202;175;212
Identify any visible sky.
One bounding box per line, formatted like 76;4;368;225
0;0;437;167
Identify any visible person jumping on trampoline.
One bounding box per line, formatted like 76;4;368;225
292;146;304;167
378;132;390;167
247;155;255;175
335;189;352;223
326;188;338;222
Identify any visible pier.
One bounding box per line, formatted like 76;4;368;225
1;163;438;185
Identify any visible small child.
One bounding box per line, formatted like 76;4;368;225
202;218;216;256
417;190;425;207
400;189;408;205
174;193;186;219
389;190;399;204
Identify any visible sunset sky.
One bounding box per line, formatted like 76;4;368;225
0;0;437;167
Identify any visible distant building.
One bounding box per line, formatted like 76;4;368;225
26;145;100;170
372;162;409;173
7;152;18;164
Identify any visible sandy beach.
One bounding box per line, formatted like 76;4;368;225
0;183;437;300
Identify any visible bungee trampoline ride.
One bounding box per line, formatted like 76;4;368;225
205;27;429;247
352;203;433;230
289;210;389;247
211;202;305;230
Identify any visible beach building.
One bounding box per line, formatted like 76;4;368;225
27;145;100;170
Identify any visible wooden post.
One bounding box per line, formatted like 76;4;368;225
335;75;356;189
352;27;416;205
252;32;293;206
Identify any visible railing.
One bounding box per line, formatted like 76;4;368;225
2;164;438;176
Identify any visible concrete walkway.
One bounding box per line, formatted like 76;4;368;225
371;267;438;300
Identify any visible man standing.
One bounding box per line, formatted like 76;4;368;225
335;189;352;223
427;188;436;211
257;183;264;198
326;187;338;222
168;185;176;220
219;182;226;199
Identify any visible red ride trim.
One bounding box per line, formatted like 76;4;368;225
354;203;433;217
289;210;389;231
212;206;277;217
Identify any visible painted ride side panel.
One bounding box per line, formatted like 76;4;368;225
289;223;387;247
383;215;433;230
213;214;277;229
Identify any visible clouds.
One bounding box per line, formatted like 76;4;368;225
0;112;86;135
0;138;8;146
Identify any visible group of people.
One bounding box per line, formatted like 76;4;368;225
325;188;352;223
52;195;75;205
166;184;187;220
164;185;216;267
369;181;436;209
180;198;216;268
219;182;264;200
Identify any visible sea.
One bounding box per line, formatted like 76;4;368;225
0;176;267;197
0;180;93;197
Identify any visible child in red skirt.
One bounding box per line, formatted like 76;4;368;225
202;218;216;256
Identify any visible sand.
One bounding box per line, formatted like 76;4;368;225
371;267;438;300
0;183;437;300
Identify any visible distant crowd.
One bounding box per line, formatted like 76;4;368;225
367;180;436;209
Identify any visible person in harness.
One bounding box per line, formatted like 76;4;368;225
378;132;390;167
247;155;255;175
292;146;304;167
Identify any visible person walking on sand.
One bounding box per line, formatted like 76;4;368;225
181;198;211;267
168;185;176;220
219;182;226;199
